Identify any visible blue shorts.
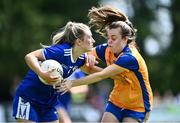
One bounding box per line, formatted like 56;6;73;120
105;101;147;122
13;96;58;122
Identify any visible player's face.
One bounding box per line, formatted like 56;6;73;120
80;29;95;52
107;27;127;55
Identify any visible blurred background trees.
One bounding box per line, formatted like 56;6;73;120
0;0;180;102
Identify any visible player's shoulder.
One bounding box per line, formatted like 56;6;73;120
95;43;108;54
96;43;108;49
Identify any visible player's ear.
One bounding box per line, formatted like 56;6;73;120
75;38;82;46
123;36;129;42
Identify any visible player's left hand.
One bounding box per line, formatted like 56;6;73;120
53;79;72;94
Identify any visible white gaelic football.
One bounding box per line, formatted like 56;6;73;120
38;59;63;85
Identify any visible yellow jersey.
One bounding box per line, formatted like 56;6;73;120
92;43;153;112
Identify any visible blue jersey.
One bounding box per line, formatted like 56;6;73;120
15;43;86;107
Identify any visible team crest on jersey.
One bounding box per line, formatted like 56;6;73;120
16;97;30;120
68;66;78;74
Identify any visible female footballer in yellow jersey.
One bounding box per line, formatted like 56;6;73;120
56;6;153;123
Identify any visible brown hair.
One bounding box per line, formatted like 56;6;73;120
88;6;138;47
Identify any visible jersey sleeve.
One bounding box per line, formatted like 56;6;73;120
43;45;63;60
114;54;139;71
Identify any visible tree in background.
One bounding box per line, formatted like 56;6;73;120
169;0;180;95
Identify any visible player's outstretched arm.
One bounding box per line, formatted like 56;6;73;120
55;64;125;93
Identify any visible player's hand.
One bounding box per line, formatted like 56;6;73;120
39;68;61;85
53;79;72;94
86;54;98;67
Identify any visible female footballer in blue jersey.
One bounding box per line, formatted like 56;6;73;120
12;21;96;123
57;6;153;123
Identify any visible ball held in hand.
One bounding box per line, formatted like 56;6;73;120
38;59;63;85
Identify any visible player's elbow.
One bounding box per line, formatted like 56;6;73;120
24;53;35;64
25;54;29;62
25;53;31;62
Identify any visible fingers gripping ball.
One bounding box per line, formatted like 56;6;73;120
38;59;63;85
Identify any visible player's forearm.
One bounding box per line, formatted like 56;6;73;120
87;66;121;80
71;72;105;87
25;53;42;75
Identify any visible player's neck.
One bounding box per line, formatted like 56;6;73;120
72;47;83;61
